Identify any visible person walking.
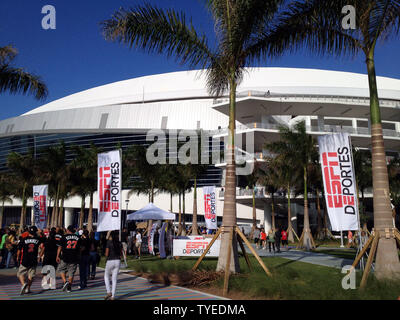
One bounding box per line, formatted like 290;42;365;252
41;229;58;290
88;231;99;280
267;230;276;253
16;226;44;295
253;227;261;250
6;230;18;268
281;228;288;250
104;230;122;300
260;229;267;250
78;230;90;290
56;225;81;293
275;227;282;253
0;228;9;268
135;230;142;259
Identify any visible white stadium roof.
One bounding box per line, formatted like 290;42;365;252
0;67;399;138
24;67;400;115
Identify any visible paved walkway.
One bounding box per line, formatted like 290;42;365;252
246;245;356;269
0;267;224;300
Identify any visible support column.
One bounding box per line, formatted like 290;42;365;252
395;122;400;133
305;116;311;129
263;202;272;233
317;116;325;132
64;208;74;228
352;118;358;134
291;203;303;235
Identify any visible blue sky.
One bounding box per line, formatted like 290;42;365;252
0;0;399;120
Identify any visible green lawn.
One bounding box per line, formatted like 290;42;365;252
99;254;400;300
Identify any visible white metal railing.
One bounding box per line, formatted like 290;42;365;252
214;122;400;139
213;91;400;109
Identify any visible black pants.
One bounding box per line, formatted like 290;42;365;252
275;240;281;252
268;241;275;252
79;255;89;288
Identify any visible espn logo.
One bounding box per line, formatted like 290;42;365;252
186;242;209;250
99;165;120;216
322;148;356;215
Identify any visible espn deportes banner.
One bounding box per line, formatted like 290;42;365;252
33;185;48;229
203;186;217;230
173;238;221;257
97;150;122;232
318;133;359;231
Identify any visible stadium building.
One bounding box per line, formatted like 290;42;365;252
1;67;400;232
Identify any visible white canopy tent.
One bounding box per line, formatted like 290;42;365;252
126;202;176;221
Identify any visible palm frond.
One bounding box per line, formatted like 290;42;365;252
101;4;215;70
0;45;17;65
0;65;48;100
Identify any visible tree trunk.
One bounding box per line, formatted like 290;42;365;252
170;193;173;213
0;201;4;228
19;183;27;233
182;190;186;235
51;184;60;227
366;51;400;279
87;192;94;232
192;177;199;235
216;80;240;273
79;195;85;230
271;193;276;231
148;183;154;235
178;192;182;235
287;185;295;243
250;188;256;239
58;198;64;227
316;188;323;239
302;166;313;250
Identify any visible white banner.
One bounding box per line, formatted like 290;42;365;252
318;133;359;231
148;223;158;255
173;238;220;257
203;186;217;230
33;185;48;230
97;150;122;232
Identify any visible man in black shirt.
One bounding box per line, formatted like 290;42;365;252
56;225;81;293
16;226;44;295
78;229;90;290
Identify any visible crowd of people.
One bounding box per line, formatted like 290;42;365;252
0;225;128;300
252;226;289;253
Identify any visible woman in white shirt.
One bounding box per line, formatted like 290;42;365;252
135;231;142;259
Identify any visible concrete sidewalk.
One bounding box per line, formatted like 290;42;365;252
0;267;225;300
246;245;356;269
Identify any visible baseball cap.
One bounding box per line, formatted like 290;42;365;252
28;226;38;235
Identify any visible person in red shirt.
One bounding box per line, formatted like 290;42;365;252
260;229;267;250
281;229;288;249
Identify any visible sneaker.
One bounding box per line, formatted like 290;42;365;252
66;283;72;293
20;284;28;295
62;281;69;291
104;293;112;300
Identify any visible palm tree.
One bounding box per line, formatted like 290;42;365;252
102;0;298;273
244;159;261;239
0;45;48;99
277;0;400;280
0;173;13;227
353;148;373;231
7;150;37;232
258;162;279;232
264;155;300;243
266;121;318;250
125;145;164;234
388;156;400;227
38;142;68;228
73;144;100;232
